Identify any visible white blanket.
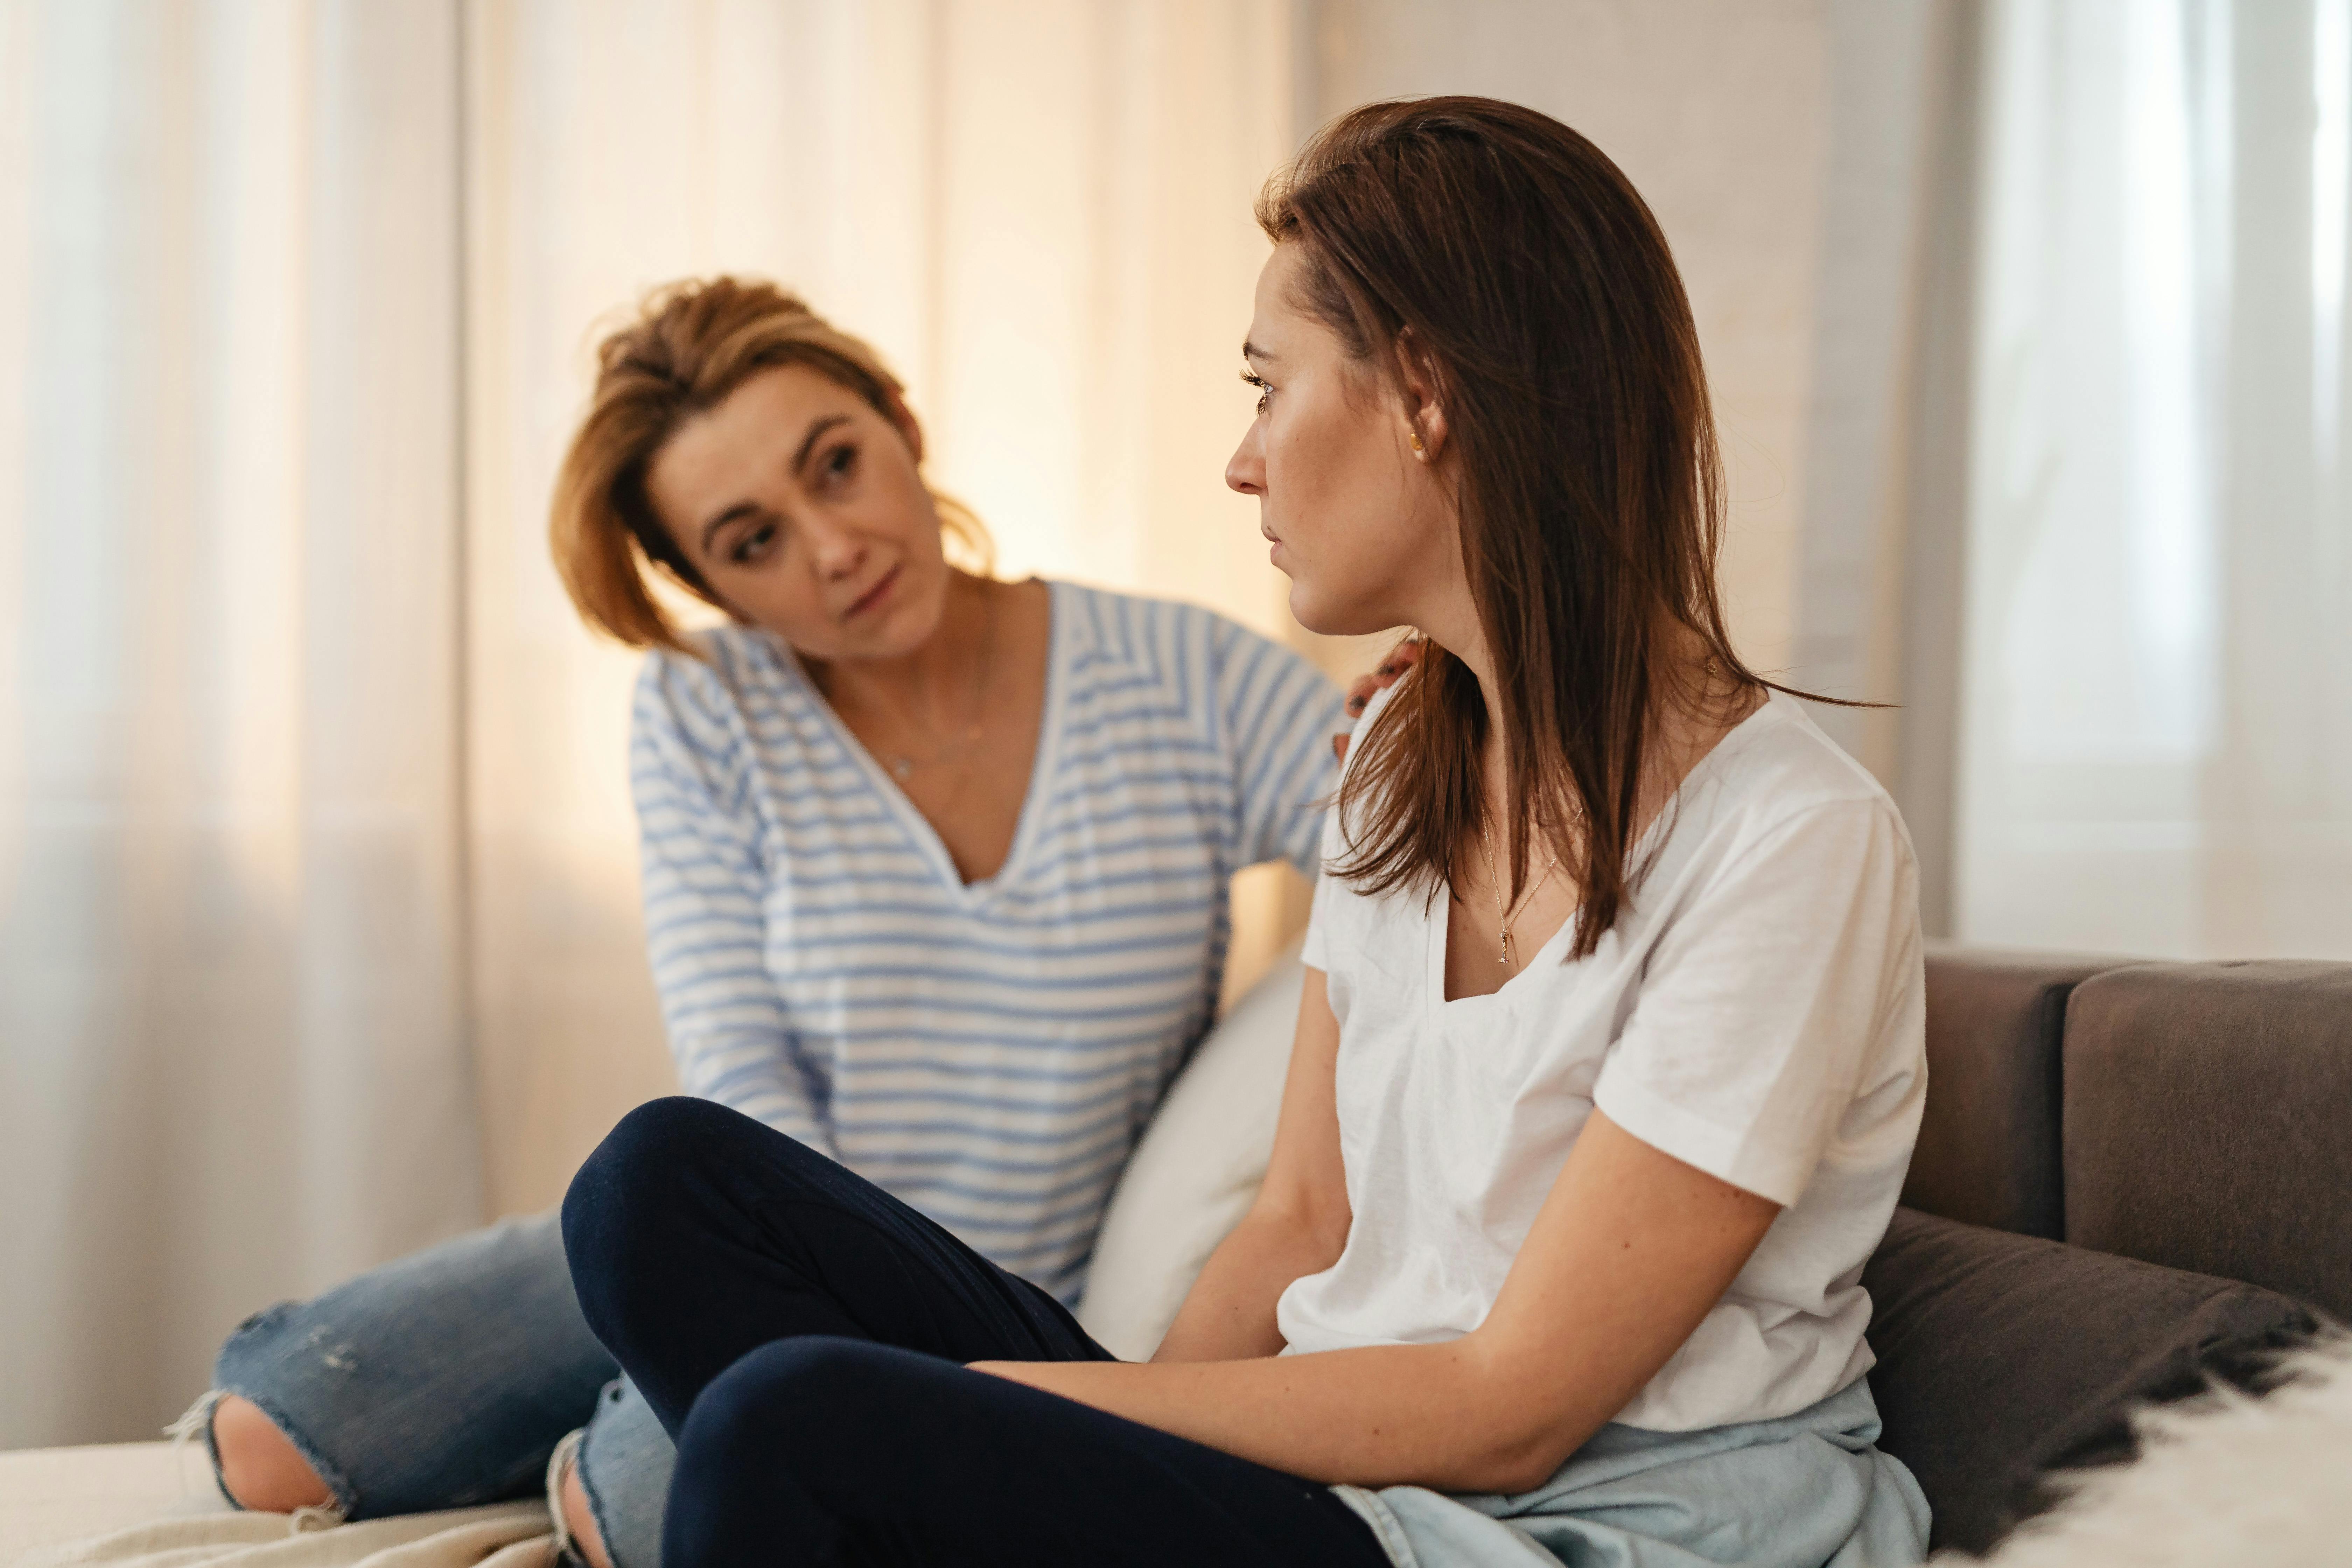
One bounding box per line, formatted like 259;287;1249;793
21;1505;553;1568
0;1442;553;1568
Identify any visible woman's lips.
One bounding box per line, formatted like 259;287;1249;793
844;564;901;620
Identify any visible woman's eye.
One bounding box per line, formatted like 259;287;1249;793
731;522;778;564
1240;369;1271;415
824;444;856;482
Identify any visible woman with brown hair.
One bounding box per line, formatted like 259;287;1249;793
192;279;1358;1568
562;98;1933;1566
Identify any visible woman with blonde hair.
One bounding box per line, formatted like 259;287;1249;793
566;97;1931;1566
194;278;1356;1568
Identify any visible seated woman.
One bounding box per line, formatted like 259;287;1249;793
560;97;1932;1568
198;279;1356;1568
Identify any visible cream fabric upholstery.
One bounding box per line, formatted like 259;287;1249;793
0;1443;201;1564
1076;946;1303;1361
0;1442;550;1568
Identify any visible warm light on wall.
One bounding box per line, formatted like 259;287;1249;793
464;0;1305;1213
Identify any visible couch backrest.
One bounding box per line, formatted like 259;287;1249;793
2063;961;2352;1322
1909;944;2120;1237
1916;946;2352;1322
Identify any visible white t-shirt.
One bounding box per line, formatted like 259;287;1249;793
1279;687;1927;1433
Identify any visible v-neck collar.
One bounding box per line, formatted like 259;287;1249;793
1427;887;1577;1012
775;579;1068;909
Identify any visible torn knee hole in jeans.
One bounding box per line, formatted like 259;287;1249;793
163;1386;227;1498
545;1428;588;1562
174;1388;352;1527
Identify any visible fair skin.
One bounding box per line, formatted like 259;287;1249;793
966;241;1780;1495
648;362;1054;885
211;355;1413;1558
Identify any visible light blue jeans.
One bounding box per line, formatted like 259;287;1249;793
1335;1375;1929;1567
206;1212;671;1568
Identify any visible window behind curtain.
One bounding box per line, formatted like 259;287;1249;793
1959;0;2352;959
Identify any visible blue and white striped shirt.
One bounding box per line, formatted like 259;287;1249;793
631;580;1346;1303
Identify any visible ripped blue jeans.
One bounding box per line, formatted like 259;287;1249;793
206;1212;670;1568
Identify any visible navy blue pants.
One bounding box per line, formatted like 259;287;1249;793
562;1098;1392;1568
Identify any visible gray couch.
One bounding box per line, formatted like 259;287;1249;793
1861;947;2352;1554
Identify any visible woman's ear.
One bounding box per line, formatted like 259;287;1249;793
885;388;926;464
1394;330;1448;462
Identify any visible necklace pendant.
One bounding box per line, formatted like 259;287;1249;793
1499;930;1513;967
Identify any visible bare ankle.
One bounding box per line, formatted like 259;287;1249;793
210;1395;334;1514
560;1460;614;1568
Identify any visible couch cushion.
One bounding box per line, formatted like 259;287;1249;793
1906;945;2122;1238
1861;1205;2317;1555
0;1443;211;1564
2063;961;2352;1321
1077;949;1303;1360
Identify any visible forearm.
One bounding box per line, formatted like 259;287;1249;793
979;1336;1591;1494
984;1116;1786;1493
1152;1208;1339;1363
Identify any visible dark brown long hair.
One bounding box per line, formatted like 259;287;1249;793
1263;97;1778;957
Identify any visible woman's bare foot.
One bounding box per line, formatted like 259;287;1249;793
559;1458;614;1568
209;1395;334;1513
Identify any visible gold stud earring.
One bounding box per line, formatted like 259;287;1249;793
1409;430;1425;453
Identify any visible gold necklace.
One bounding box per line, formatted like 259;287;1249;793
1479;826;1561;968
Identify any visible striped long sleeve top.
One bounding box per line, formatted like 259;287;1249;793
630;580;1347;1303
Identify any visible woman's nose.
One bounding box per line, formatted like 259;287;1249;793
1225;429;1265;496
804;517;867;579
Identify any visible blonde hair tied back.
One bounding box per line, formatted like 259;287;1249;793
549;275;991;656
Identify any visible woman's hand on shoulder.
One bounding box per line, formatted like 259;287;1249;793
1335;636;1422;762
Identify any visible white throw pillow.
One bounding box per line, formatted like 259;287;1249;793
1075;945;1304;1360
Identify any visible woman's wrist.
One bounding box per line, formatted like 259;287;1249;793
1152;1210;1333;1363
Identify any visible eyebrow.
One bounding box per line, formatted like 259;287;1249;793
699;501;762;553
1241;339;1278;362
697;413;854;552
791;413;851;477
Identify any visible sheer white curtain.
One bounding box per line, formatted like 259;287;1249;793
0;0;479;1447
1959;0;2352;958
2;0;1298;1446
